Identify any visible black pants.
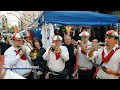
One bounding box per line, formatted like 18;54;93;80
49;73;67;79
49;69;68;79
92;66;96;75
39;72;46;79
25;71;46;79
94;75;100;79
66;66;74;79
25;72;34;79
78;69;93;79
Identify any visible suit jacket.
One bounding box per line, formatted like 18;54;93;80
0;42;11;55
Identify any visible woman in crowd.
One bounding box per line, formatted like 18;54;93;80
31;37;46;79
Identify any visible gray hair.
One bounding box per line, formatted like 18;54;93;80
64;35;71;40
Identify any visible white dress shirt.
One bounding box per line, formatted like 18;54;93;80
78;41;93;69
88;44;120;79
4;69;26;79
4;46;31;76
43;46;69;72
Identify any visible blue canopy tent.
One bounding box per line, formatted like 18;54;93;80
32;28;42;39
42;11;118;26
37;11;119;49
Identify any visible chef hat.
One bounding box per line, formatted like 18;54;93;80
52;35;62;42
79;30;90;37
11;33;24;41
105;30;118;38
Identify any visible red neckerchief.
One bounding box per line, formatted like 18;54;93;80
93;47;119;79
55;53;60;60
102;47;119;63
14;50;27;60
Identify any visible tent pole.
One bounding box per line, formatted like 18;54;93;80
28;11;45;28
118;23;119;39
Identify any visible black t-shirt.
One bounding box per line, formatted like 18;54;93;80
32;47;46;72
63;44;76;67
0;42;11;55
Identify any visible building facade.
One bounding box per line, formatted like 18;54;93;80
0;11;43;31
21;11;43;30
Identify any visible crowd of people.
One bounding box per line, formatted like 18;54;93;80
0;28;120;79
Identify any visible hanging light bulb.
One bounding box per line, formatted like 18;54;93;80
66;26;71;34
54;24;56;26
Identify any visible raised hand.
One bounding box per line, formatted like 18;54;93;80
55;47;61;54
102;67;115;75
21;45;27;52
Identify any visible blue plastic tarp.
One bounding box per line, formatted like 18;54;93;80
43;11;118;26
32;28;42;39
113;23;120;26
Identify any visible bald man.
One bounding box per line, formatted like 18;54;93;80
63;35;76;79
